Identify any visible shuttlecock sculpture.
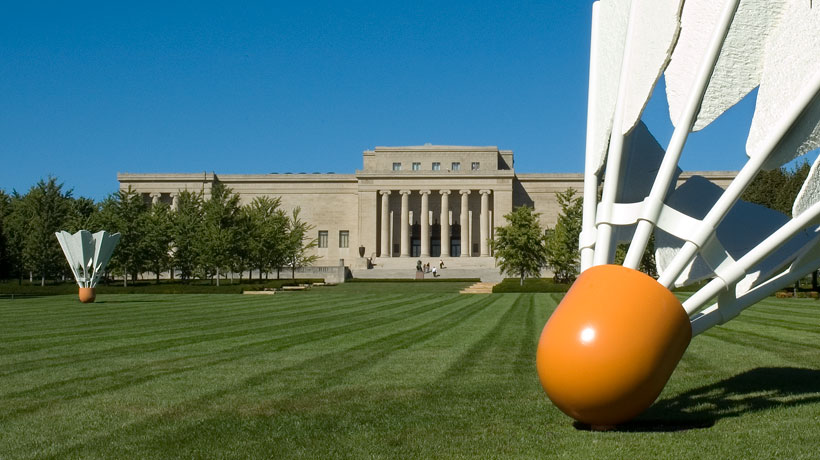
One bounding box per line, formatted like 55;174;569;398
537;0;820;426
55;230;121;303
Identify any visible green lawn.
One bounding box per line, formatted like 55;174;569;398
0;282;818;459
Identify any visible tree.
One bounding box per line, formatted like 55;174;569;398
65;196;99;233
1;192;26;283
143;202;173;283
283;207;318;279
545;189;583;284
490;205;549;285
245;196;287;280
200;182;243;286
0;190;11;280
171;190;203;283
98;187;149;286
742;161;810;216
19;177;73;285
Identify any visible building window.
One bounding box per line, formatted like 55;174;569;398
318;230;328;248
451;162;460;171
339;230;349;248
392;162;402;171
432;162;441;171
412;162;421;171
471;162;480;170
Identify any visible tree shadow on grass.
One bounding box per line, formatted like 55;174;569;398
574;367;820;432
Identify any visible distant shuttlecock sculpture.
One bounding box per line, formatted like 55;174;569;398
537;0;820;426
55;230;120;303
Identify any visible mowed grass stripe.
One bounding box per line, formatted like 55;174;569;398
0;293;480;409
2;296;454;386
0;290;382;337
0;290;432;358
120;295;531;459
0;291;427;355
1;289;818;460
8;294;504;457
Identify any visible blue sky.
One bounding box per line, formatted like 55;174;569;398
0;1;773;201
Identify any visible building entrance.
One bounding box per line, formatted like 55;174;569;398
411;223;421;257
431;223;441;257
450;224;461;257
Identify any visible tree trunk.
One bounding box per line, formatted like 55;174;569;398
520;274;524;286
41;273;45;287
123;269;128;287
216;267;220;287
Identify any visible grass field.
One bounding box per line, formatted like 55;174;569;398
1;282;818;459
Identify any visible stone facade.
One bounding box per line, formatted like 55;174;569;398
118;145;735;269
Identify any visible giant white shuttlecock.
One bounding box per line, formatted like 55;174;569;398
55;230;120;303
537;0;820;426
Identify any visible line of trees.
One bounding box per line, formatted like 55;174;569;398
0;177;317;286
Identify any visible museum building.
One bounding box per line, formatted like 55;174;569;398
117;145;734;270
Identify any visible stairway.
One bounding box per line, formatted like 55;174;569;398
459;281;497;294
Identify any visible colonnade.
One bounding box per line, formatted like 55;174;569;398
379;189;492;258
149;192;180;210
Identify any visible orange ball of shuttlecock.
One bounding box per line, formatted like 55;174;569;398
536;264;691;425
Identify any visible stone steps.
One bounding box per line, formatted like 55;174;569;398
351;267;503;282
459;282;497;294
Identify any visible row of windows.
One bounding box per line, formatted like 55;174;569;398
391;162;480;171
318;230;349;249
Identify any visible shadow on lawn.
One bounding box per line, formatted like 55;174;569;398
574;367;820;432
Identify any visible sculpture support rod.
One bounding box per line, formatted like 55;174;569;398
691;242;820;336
658;75;820;288
623;0;740;270
592;0;646;266
682;199;820;315
580;2;602;272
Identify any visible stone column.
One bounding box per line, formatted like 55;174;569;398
440;190;450;257
460;190;471;257
480;190;492;257
150;192;161;206
171;193;179;211
380;191;391;257
420;190;431;257
400;190;411;257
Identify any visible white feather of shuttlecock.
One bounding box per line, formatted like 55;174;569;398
746;2;820;169
55;230;120;288
581;0;684;269
580;0;820;336
665;0;787;131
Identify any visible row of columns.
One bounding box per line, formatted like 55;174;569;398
379;189;492;258
150;192;180;210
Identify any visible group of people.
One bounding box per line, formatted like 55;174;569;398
416;259;446;277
